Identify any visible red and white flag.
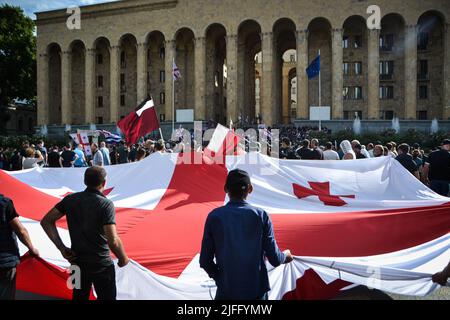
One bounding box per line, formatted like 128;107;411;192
70;131;92;156
1;153;449;299
204;124;243;160
117;97;159;145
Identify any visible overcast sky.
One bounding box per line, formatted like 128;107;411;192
1;0;118;19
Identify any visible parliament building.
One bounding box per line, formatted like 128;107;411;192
35;0;450;129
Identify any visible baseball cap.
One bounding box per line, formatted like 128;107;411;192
442;139;450;146
225;169;251;189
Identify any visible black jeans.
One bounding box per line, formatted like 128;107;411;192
0;267;16;300
72;263;116;300
430;180;450;197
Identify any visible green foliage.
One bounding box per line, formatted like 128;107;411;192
0;4;37;134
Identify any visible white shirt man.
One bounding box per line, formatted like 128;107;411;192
91;143;104;167
323;142;340;160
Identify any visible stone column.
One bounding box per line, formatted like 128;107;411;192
282;68;290;124
296;29;308;119
261;32;275;125
109;45;120;123
226;34;238;124
404;24;418;119
331;28;344;119
194;37;206;120
37;52;49;126
136;42;148;103
164;40;175;122
443;23;450;120
367;29;380;119
85;48;96;124
60;50;72;125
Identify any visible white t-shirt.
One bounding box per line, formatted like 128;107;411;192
323;149;340;160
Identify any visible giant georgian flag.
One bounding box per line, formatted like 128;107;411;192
0;152;449;299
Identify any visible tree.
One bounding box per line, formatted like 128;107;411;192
0;5;36;134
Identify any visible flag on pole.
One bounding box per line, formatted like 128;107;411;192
117;97;160;145
96;130;122;144
173;61;181;81
70;131;92;156
204;123;243;159
306;54;320;79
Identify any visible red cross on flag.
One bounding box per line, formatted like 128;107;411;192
293;181;355;206
69;131;92;156
1;152;449;300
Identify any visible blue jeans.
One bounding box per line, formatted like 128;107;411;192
430;180;450;197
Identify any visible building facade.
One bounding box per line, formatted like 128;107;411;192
4;100;37;136
35;0;450;127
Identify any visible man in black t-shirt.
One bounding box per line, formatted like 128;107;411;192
310;139;324;160
47;146;62;168
0;195;39;300
60;144;77;168
423;140;450;196
353;144;367;159
296;139;314;160
41;166;129;300
280;138;296;160
395;144;419;179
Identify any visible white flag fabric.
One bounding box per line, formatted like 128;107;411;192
1;152;449;299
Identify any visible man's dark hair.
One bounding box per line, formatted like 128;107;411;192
398;143;410;154
84;166;107;188
282;137;291;146
302;139;310;148
325;142;333;150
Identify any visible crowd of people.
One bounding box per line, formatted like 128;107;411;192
0;125;449;198
0;139;172;171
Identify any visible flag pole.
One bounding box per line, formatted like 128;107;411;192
172;57;175;136
152;94;164;142
318;49;322;132
159;128;165;142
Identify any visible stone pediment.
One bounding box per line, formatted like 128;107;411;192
36;0;179;25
